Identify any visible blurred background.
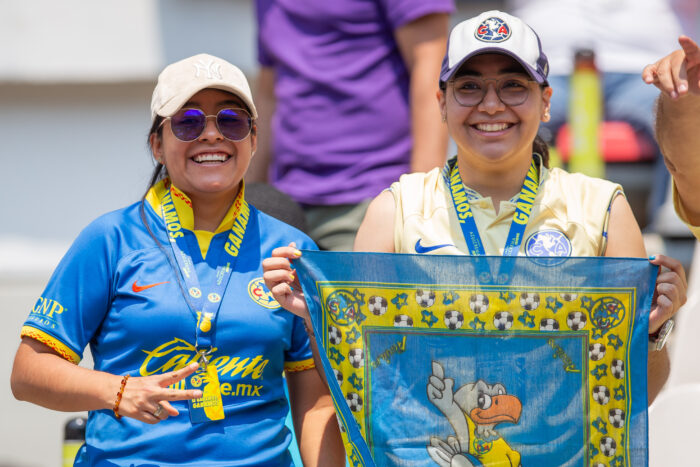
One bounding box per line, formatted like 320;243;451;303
1;0;699;465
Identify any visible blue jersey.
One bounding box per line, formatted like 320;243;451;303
21;180;316;466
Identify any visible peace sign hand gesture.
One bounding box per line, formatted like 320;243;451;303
116;362;202;424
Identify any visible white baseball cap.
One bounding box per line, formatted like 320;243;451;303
150;53;258;121
440;10;549;86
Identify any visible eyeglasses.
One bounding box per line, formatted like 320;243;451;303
449;75;535;107
160;108;253;142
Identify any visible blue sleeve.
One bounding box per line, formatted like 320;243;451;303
284;316;314;372
21;216;116;363
379;0;455;31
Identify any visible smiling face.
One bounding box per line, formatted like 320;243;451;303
439;53;551;172
149;88;257;203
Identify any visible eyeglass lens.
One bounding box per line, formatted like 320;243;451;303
170;108;252;142
452;76;532;106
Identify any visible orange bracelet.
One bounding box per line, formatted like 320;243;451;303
112;375;130;419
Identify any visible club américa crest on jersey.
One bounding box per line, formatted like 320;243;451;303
525;230;572;257
474;17;511;43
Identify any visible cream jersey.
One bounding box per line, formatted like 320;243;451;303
390;157;622;257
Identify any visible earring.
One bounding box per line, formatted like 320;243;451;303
542;111;550;122
441;114;447;123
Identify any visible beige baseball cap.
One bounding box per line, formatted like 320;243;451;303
150;53;258;121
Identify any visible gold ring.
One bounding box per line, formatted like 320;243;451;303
153;404;164;418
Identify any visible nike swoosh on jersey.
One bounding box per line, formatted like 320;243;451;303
132;281;169;293
414;239;454;254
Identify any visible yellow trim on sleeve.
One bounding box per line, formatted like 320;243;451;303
20;326;81;364
599;189;625;256
284;358;315;373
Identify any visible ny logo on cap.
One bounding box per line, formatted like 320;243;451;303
193;60;222;80
475;17;511;43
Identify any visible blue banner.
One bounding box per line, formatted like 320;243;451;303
295;253;656;467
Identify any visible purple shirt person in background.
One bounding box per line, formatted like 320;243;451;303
251;0;454;251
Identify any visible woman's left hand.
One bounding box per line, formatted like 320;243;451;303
648;254;688;333
262;242;311;319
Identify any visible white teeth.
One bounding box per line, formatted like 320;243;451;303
475;123;511;132
193;153;228;163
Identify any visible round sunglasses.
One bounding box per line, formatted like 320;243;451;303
160;108;253;142
449;75;536;107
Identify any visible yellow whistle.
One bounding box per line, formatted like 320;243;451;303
197;311;214;333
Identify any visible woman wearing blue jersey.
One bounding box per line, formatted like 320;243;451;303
264;11;687;405
11;54;344;465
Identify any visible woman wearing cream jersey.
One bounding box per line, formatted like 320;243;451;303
264;11;687;405
11;54;343;465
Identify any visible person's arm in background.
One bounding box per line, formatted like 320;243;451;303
247;66;276;182
395;13;450;173
605;195;688;404
287;368;345;466
644;36;700;227
354;190;397;252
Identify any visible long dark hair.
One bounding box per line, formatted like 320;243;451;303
139;115;194;304
145;116;166;197
533;133;550;168
140;116;166;241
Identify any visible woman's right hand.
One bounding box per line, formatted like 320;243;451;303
262;242;311;319
117;362;202;424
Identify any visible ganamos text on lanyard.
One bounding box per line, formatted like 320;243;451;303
160;184;250;354
447;156;540;256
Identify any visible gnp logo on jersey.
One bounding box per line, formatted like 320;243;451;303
248;277;280;309
525;229;572;257
474;17;511;43
31;297;66;319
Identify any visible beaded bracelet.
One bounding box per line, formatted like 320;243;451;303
112;375;130;419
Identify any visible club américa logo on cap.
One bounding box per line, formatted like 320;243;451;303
474;17;511;43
